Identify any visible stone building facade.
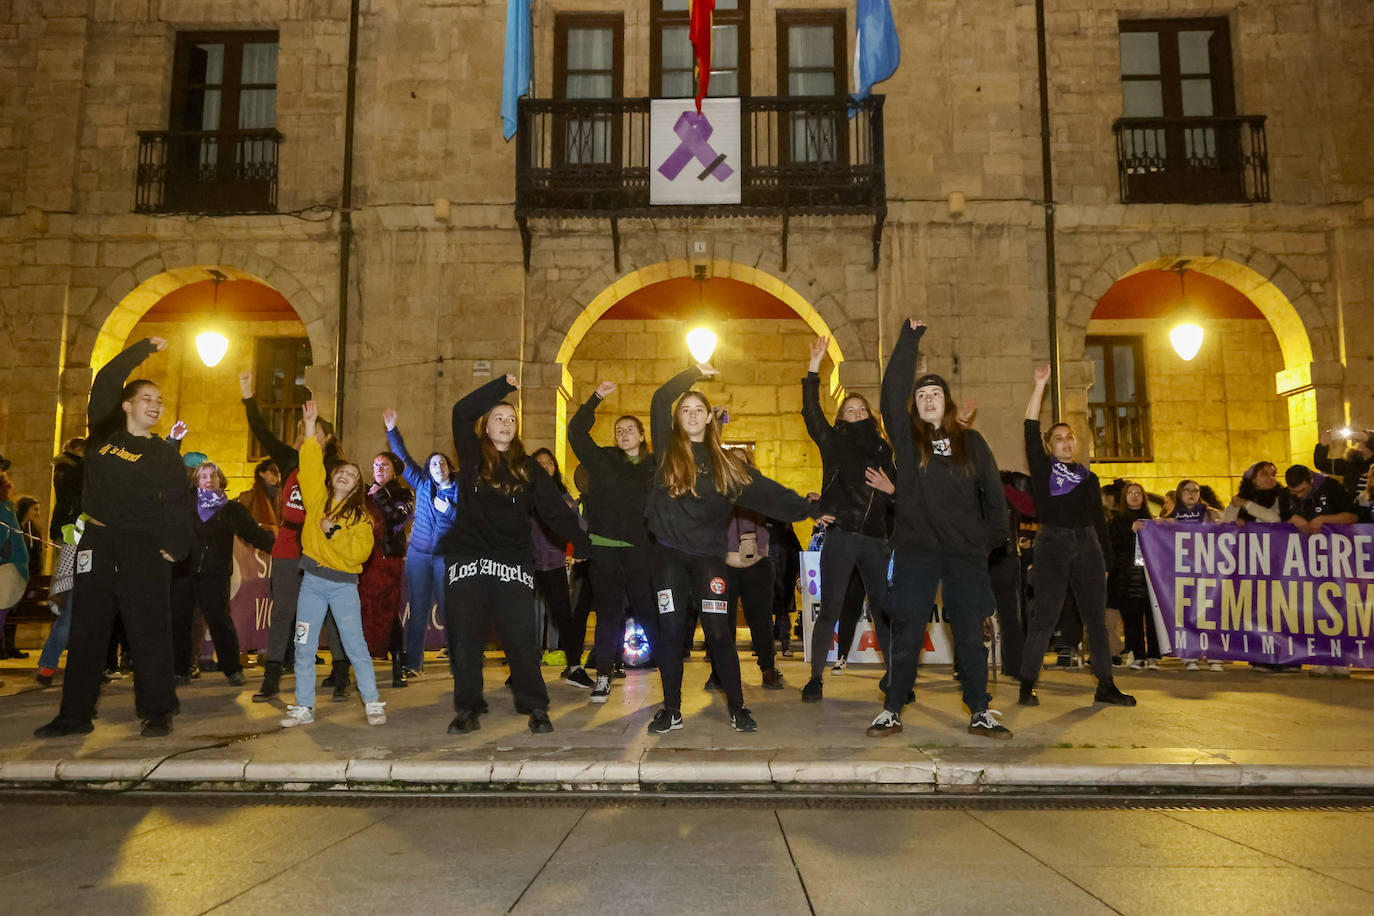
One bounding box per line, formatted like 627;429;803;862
1;0;1372;514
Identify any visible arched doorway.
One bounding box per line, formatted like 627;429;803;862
1083;257;1316;498
552;262;849;503
93;266;319;494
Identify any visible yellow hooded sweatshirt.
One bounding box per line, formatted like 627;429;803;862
298;436;373;575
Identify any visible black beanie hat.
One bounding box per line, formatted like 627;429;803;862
911;373;951;399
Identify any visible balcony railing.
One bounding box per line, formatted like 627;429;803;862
1112;115;1268;205
515;95;886;267
136;129;283;214
1090;402;1152;463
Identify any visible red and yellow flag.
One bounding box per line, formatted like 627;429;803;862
690;0;715;112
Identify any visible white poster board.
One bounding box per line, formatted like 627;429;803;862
650;98;742;205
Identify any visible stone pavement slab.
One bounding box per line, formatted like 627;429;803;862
2;655;1373;794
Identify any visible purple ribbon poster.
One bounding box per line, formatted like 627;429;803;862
650;98;742;205
1139;521;1374;668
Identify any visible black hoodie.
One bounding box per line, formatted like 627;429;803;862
801;372;894;538
644;367;821;557
568;390;658;546
879;322;1007;558
50;449;84;541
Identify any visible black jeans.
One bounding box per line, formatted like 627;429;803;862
1021;525;1112;682
811;528;892;678
535;566;584;667
989;544;1025;677
654;544;743;713
57;526;177;723
722;559;775;672
1116;588;1160;660
589;542;657;677
885;547;993;716
171;571;242;678
446;553;548;716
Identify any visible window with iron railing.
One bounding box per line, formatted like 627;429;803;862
137;31;281;214
1087;335;1152;462
778;10;847;167
251;337;311;460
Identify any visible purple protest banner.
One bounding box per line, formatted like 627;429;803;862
1138;521;1374;668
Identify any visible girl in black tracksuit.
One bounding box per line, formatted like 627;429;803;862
173;460;276;684
799;335;896;701
441;375;589;735
645;366;824;735
35;337;191;739
567;383;660;700
872;320;1008;739
1019;365;1134;707
1107;480;1158;667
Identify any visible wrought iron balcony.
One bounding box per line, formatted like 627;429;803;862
1090;402;1152;463
514;95;886;268
1112;115;1268;205
135;129;283;214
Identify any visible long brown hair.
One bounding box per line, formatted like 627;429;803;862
476;402;531;494
660;390;753;499
324;462;368;525
909;397;971;469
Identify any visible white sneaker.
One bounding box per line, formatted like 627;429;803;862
1309;665;1331;677
1333;666;1352;677
1208;661;1224;672
1127;659;1144;670
590;675;611;704
365;700;387;725
1185;660;1200;671
281;705;314;727
1145;659;1159;670
832;657;847;674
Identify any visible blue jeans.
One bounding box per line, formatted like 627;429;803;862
403;553;445;672
38;592;73;671
292;572;379;708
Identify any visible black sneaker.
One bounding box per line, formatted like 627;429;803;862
564;666;595;689
331;675;350;702
174;674;191;687
703;672;723;691
1018;681;1039;706
447;711;480;734
647;707;683;734
1094;680;1138;706
140;715;173;738
528;709;554;734
761;668;784;690
590;675;611;704
391;675;409;688
225;671;246;687
612;661;627;680
729;707;758;732
34;672;53;688
402;667;423;680
968;709;1012;739
34;717;94;739
801;676;823;703
866;709;902;737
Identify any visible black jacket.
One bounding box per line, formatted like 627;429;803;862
1313;443;1372;501
49;450;84;541
189;499;276;577
801;372;894;538
568;391;657;545
880;322;1007;558
369;478;414;558
438;377;590;563
645;367;820;557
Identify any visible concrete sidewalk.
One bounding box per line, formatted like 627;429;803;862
2;654;1372;795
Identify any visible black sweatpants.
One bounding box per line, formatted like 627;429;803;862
885;547;994;716
446;553;548;716
172;571;242;678
989;543;1025;676
266;555;302;667
654;544;743;713
834;569;866;662
589;542;657;677
535;566;586;668
1116;587;1160;660
1021;525;1113;682
722;559;776;672
811;528;892;678
57;526;177;723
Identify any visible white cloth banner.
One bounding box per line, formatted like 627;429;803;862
650;98;742;205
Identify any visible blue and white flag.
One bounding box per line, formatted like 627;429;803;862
851;0;900;110
501;0;532;141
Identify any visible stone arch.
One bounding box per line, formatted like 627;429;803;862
1061;239;1332;467
76;243;331;374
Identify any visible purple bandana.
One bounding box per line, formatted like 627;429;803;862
197;488;228;522
1170;502;1208;523
1048;461;1088;497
